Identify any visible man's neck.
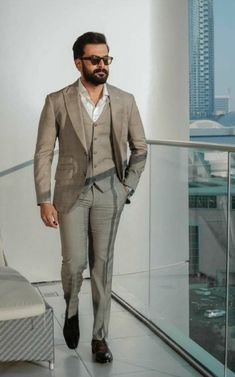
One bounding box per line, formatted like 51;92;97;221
80;78;104;106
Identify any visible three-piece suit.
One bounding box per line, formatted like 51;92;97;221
34;79;147;340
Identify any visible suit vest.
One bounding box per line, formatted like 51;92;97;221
80;97;117;192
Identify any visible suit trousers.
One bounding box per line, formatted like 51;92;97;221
59;176;127;340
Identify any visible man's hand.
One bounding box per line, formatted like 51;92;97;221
123;185;134;197
40;203;59;228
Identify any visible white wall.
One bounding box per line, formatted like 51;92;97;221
0;0;151;280
0;0;151;171
146;0;190;334
148;0;189;140
0;0;190;337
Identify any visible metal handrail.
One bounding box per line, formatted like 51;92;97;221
2;139;235;178
147;139;235;152
0;150;58;178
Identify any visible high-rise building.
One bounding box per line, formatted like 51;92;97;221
189;0;215;120
215;95;230;115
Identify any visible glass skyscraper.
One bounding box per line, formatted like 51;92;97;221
189;0;215;120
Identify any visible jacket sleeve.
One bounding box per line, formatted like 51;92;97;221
123;95;147;191
34;95;58;204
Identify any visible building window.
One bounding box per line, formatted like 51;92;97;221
189;195;217;208
231;196;235;210
189;225;199;275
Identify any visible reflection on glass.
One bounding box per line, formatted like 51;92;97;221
227;152;235;375
188;149;227;368
111;143;235;377
149;145;228;377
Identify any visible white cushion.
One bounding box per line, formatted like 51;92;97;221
0;266;45;321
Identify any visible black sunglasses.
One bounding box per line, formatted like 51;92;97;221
80;55;113;66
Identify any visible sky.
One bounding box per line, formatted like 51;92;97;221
214;0;235;111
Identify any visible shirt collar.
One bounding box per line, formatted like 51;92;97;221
78;79;109;99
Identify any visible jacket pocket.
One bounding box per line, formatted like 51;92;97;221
55;157;74;180
55;168;73;181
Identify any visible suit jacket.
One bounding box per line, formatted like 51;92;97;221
34;79;147;213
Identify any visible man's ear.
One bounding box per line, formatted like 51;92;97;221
74;58;82;72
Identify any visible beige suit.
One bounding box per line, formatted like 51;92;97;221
34;79;147;340
34;79;147;213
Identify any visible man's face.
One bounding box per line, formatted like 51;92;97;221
75;44;110;86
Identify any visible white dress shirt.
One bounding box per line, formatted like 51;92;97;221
78;79;109;122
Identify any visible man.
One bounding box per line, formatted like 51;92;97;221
34;32;147;363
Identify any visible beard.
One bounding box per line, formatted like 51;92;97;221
82;63;109;86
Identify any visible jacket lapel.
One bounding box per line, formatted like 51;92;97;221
63;80;87;153
63;82;124;172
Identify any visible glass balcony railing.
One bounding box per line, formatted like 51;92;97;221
112;140;235;377
1;139;235;376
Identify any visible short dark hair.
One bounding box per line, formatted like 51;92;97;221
72;32;109;60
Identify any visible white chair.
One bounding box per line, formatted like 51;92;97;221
0;234;54;370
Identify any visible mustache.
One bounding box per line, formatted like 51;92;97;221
93;68;108;75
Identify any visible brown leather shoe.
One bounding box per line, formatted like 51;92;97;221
91;339;113;363
63;310;79;349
